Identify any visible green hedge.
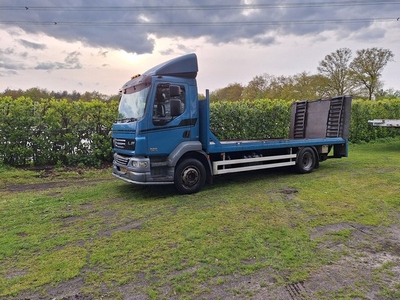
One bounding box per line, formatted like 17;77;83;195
1;96;399;167
0;96;118;167
350;99;400;143
210;98;400;142
210;99;292;140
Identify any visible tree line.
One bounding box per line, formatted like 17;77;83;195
209;47;397;102
0;87;120;103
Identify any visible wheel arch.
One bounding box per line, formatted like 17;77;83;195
168;142;212;184
176;151;213;184
311;146;320;168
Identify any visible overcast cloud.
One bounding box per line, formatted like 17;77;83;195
1;0;396;53
0;0;399;94
18;39;47;50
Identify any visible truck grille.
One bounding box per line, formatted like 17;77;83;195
115;155;129;166
113;138;135;150
114;138;127;148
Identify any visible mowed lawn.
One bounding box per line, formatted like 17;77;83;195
0;138;399;299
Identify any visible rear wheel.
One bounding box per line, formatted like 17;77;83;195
174;158;206;194
295;147;317;174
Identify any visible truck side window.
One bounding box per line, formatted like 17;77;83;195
153;84;185;125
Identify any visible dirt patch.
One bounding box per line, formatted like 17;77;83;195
14;277;92;300
1;178;114;193
267;187;299;203
100;221;144;237
4;268;28;280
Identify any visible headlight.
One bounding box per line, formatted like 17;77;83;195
131;160;148;168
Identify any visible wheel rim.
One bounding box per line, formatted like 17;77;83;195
181;166;200;188
301;152;313;170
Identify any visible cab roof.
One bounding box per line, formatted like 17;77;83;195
143;53;198;79
121;53;198;92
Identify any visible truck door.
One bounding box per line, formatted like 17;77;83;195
146;83;193;156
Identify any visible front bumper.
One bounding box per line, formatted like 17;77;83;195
112;153;173;185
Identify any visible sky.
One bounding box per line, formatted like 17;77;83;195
0;0;399;96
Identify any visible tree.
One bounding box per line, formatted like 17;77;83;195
375;88;400;100
24;87;51;102
317;48;353;96
242;74;296;100
267;75;293;100
349;48;394;100
281;72;329;100
241;73;328;101
1;88;24;99
241;74;270;100
209;83;244;102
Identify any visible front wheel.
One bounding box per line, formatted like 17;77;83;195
174;158;206;194
295;147;317;174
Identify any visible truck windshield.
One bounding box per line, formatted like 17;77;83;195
117;86;150;122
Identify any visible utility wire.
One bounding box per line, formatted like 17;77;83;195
1;1;400;11
0;18;397;27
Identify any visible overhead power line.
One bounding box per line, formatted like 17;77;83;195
1;1;400;11
0;18;397;27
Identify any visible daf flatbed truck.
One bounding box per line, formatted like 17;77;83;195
112;53;352;194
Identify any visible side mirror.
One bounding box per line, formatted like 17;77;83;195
169;85;181;97
170;99;182;117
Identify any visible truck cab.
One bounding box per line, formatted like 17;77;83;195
112;54;207;191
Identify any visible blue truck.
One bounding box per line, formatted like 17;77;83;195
112;53;352;194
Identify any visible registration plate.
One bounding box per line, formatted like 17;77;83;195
120;167;127;173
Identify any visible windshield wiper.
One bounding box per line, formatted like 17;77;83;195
116;117;138;123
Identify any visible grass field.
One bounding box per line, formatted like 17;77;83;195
0;139;399;299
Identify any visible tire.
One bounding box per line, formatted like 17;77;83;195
174;158;206;194
295;147;317;174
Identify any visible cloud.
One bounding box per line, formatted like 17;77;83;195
64;51;81;66
34;62;65;70
17;39;47;50
19;51;29;58
34;51;82;70
252;35;276;46
0;61;26;70
0;47;15;55
0;0;395;55
159;48;175;56
0;70;18;77
0;47;38;71
97;50;108;57
0;47;28;70
351;27;387;41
